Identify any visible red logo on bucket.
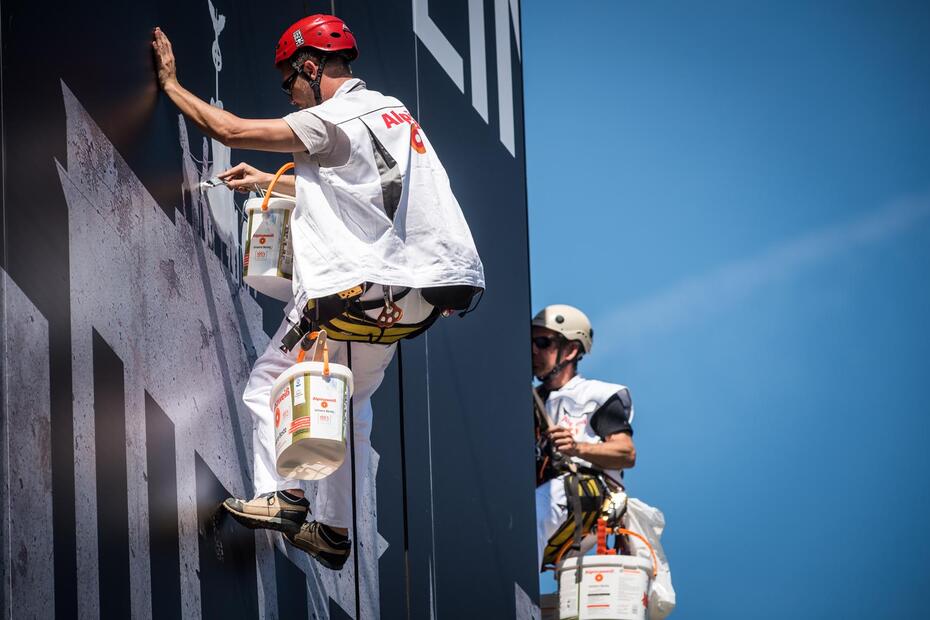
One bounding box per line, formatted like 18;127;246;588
320;400;328;408
259;236;266;244
594;573;603;582
274;387;290;409
274;407;280;427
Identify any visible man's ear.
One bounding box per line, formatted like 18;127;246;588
563;341;582;362
302;58;319;78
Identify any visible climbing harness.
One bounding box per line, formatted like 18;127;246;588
540;473;607;570
280;284;482;352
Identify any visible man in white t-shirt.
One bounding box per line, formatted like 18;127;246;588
532;305;636;570
153;14;484;570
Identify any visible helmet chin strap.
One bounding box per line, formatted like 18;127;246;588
294;55;328;105
540;342;573;387
308;55;327;105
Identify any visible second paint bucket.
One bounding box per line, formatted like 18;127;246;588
558;554;653;620
242;195;295;301
269;361;354;480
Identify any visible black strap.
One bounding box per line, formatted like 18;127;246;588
456;287;484;318
349;287;411;311
279;286;369;353
347;343;362;617
279;314;312;353
567;471;584;583
308;55;327;106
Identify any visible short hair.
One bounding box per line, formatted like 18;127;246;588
290;49;352;77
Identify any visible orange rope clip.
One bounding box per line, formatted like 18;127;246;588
260;161;295;212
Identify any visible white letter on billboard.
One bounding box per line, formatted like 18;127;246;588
413;0;465;93
469;0;489;122
495;0;521;155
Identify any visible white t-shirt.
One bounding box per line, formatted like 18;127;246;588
283;79;485;307
542;375;634;484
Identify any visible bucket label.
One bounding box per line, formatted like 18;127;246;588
245;210;289;277
559;562;649;620
273;385;293;452
293;376;306;406
308;375;346;442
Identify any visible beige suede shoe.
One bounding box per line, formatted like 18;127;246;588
222;491;309;534
284;521;351;570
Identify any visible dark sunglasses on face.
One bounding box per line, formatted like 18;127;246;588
281;70;302;95
532;336;560;350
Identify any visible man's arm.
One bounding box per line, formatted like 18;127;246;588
152;28;304;153
548;427;636;471
218;163;296;196
577;432;636;470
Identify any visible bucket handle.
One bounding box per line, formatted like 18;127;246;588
548;523;659;579
295;330;331;376
548;525;659;580
610;527;659;578
260;162;295;212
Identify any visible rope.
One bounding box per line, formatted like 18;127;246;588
347;342;361;620
610;528;659;578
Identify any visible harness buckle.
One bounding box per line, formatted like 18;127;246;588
376;285;404;328
337;285;364;300
279;315;312;353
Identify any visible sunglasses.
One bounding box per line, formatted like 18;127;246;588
532;336;560;350
281;70;302;96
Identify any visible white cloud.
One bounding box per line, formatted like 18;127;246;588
593;194;930;359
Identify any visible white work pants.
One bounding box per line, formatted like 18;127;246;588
244;290;432;529
535;477;569;566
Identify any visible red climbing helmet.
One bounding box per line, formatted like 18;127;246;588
274;14;359;66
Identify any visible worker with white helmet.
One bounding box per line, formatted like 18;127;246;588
532;304;636;569
152;14;483;570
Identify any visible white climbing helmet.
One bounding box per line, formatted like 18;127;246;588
531;304;593;354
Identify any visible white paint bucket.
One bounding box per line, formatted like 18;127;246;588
269;360;354;481
558;555;653;620
242;195;295;301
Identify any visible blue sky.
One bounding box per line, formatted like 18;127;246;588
523;1;930;617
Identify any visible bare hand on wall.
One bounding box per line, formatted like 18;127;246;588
152;27;178;90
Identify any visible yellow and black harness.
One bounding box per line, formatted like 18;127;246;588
280;283;481;352
540;469;610;570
